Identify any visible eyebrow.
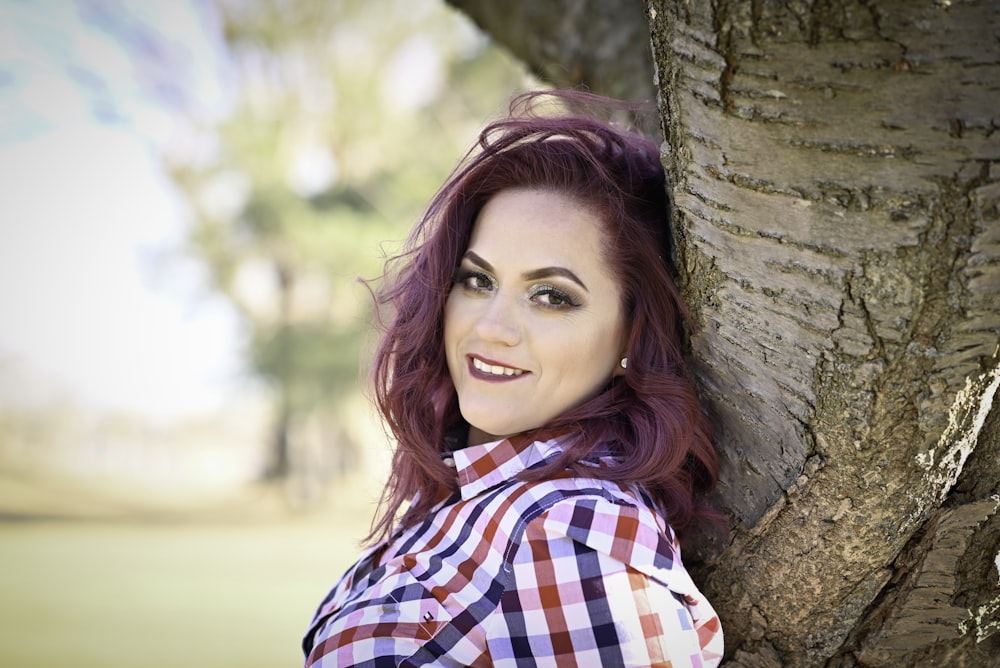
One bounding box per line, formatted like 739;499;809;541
463;251;590;293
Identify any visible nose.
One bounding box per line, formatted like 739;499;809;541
473;293;521;346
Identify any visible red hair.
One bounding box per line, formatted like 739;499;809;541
368;90;719;542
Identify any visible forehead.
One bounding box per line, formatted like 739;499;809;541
466;188;623;302
470;188;610;258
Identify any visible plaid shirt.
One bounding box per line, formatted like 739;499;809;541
303;434;723;667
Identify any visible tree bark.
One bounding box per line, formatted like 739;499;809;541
444;0;656;102
447;0;1000;665
647;1;1000;665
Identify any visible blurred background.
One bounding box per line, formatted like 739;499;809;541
0;0;532;665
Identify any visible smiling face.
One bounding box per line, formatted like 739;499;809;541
443;187;628;446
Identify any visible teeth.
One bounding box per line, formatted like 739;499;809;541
473;357;524;376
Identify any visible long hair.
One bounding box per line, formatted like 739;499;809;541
368;90;719;543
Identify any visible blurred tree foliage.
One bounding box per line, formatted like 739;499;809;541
168;0;531;488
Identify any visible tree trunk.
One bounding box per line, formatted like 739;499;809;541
445;0;656;103
648;1;1000;665
264;261;295;480
448;0;1000;664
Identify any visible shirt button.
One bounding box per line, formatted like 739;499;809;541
442;457;456;468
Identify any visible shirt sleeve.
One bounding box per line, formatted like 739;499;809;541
485;495;723;668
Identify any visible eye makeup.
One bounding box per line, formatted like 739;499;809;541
528;283;582;309
452;268;497;293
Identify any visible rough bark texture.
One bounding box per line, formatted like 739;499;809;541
647;0;1000;665
445;0;656;102
445;0;1000;664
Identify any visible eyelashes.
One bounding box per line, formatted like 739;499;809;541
451;268;582;310
452;269;496;293
527;284;581;308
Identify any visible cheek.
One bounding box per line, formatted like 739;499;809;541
584;320;626;377
442;295;462;365
581;305;626;351
552;322;622;383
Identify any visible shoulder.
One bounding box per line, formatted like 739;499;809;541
488;475;658;533
500;478;711;599
488;482;725;666
511;482;682;580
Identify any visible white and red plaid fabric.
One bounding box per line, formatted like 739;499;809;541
304;433;723;667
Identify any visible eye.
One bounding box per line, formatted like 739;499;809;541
452;269;495;293
529;285;581;309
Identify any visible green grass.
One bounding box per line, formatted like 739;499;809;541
0;472;379;667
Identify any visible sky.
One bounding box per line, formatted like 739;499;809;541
0;0;248;420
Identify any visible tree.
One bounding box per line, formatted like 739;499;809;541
446;0;1000;665
170;0;530;493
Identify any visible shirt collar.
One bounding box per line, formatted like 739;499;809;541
448;433;566;501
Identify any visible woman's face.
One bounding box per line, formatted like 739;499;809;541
444;187;628;446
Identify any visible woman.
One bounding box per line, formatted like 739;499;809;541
303;90;724;667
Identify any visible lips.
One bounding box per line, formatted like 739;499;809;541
468;355;527;380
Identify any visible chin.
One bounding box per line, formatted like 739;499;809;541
462;413;519;442
467;420;512;440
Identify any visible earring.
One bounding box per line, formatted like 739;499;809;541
620;357;628;369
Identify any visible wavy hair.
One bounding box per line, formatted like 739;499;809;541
368;90;719;543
